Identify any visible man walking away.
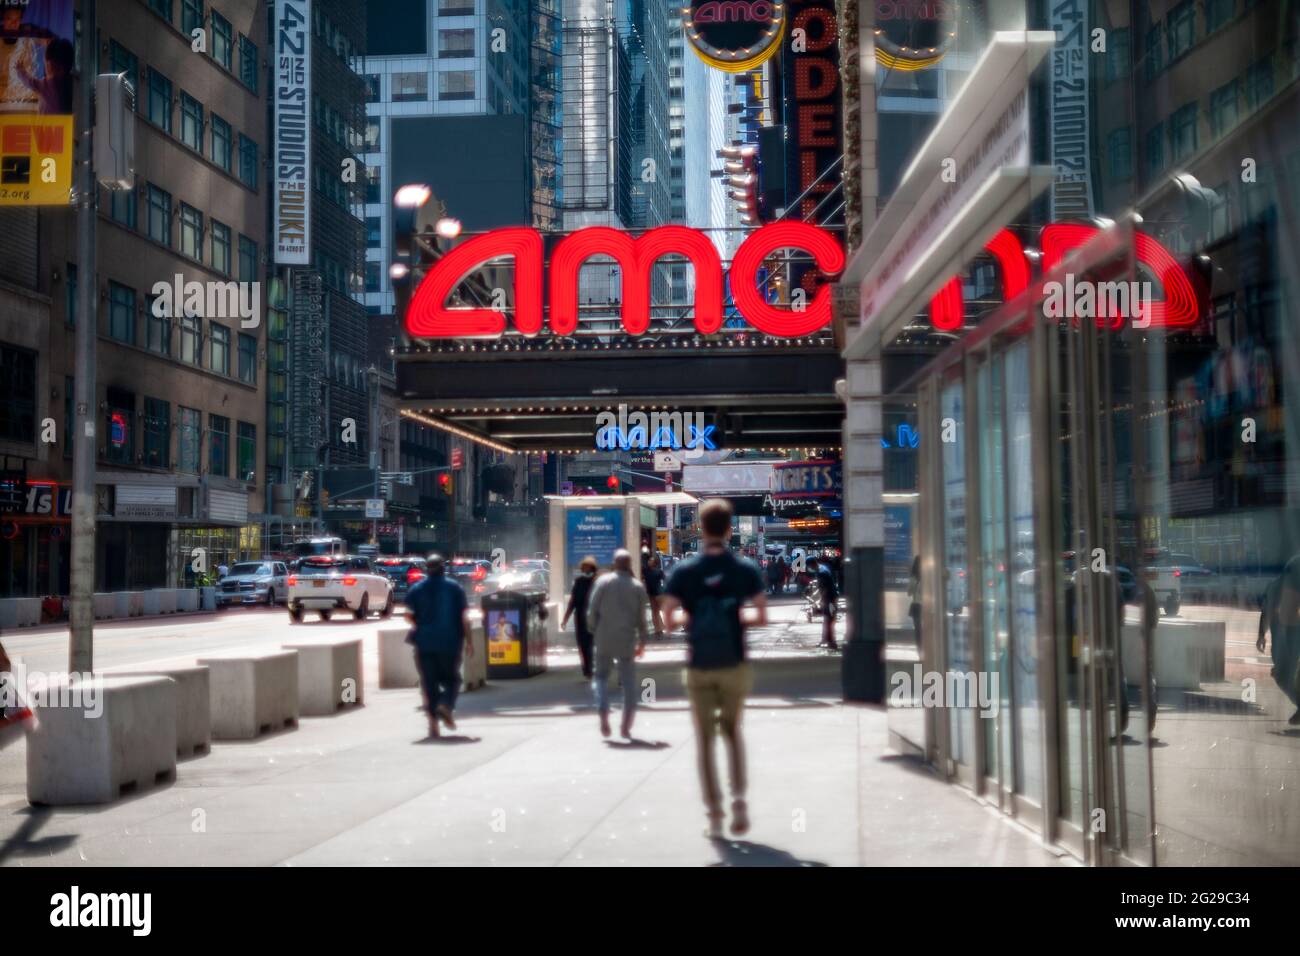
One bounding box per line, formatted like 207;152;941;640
644;554;666;638
662;499;767;839
1257;552;1300;725
816;558;839;650
587;549;650;738
562;556;599;679
405;553;473;738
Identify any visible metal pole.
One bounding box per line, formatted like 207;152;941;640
69;0;98;673
368;366;380;544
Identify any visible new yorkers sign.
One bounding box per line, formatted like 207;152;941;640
405;221;845;339
273;0;311;265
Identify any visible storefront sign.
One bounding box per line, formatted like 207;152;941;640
114;484;178;520
0;0;74;205
682;0;786;72
405;222;844;339
594;406;716;453
0;479;71;518
782;0;841;224
273;0;312;264
874;1;960;71
565;507;624;570
1048;0;1094;219
772;459;842;498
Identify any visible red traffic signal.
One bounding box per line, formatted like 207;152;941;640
439;473;453;495
606;475;620;490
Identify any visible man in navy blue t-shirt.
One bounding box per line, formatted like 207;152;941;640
405;553;473;738
662;499;767;839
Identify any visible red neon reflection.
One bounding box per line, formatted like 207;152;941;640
929;228;1029;330
405;222;843;338
550;225;724;335
729;221;845;337
406;227;544;338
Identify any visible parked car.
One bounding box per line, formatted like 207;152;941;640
374;556;428;603
287;554;394;622
218;560;289;606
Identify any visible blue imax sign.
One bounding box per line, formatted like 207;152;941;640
593;406;718;452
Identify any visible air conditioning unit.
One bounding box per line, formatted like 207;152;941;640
95;72;136;191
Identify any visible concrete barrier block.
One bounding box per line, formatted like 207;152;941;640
464;620;487;691
92;592;116;620
175;589;199;612
281;637;364;715
1122;618;1227;690
102;663;211;757
152;589;177;614
0;597;41;628
196;648;299;740
378;628;419;689
544;601;559;648
126;591;145;617
26;674;177;806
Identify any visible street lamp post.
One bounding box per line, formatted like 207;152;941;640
367;365;381;544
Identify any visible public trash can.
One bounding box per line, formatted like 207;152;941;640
481;589;549;679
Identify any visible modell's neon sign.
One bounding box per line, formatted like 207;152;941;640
403;219;1204;340
404;221;845;339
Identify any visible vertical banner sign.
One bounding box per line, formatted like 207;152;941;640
1048;0;1094;220
782;0;841;225
0;0;74;205
274;0;311;264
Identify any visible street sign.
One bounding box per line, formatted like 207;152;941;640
559;480;574;496
364;498;385;519
654;450;682;472
451;448;464;471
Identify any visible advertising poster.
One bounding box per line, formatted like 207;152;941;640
0;0;74;205
273;0;311;264
565;507;623;571
485;607;521;666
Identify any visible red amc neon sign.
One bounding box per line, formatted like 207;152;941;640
405;221;846;339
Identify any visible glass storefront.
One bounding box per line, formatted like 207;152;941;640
874;0;1300;864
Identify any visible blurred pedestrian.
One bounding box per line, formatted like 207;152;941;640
662;498;767;839
405;553;473;738
644;554;666;638
907;555;922;644
816;558;839;650
562;556;599;679
1258;553;1300;725
587;549;649;738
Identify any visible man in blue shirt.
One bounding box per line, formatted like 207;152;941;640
405;553;473;738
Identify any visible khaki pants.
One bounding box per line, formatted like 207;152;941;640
685;663;752;817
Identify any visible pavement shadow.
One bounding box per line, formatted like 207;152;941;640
707;838;828;867
603;737;670;750
413;734;481;745
0;807;79;863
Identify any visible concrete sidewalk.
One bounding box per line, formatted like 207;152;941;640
0;615;1066;867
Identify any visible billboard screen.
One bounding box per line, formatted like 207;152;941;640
0;0;74;205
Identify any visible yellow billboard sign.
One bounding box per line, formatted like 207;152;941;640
0;114;72;204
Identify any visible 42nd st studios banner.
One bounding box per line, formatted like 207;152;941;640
0;0;74;205
273;0;311;264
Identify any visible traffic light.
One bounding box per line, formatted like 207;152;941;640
606;475;620;491
439;473;453;496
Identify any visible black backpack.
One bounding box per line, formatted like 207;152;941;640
688;558;745;669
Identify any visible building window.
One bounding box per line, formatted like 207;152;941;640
211;114;232;171
182;0;204;37
180;203;203;260
178;406;201;474
1108;127;1132;180
1170;102;1198;161
439;70;475;100
0;343;36;443
146;299;170;355
109;41;138;110
1206;0;1236;33
1143;25;1163;82
365;261;380;292
147;68;172;133
236;422;256;481
180;314;201;365
439;0;475;13
147;184;171;246
1245;58;1273;109
143;397;170;468
110;189;136;229
1145;122;1164;178
238;34;258;92
212;12;232;70
364;73;380;102
392;71;428;101
105;388;135;465
238;235;258;282
210;323;230;376
365;216;381;247
209;414;229;477
364;165;380;203
65;263;77;326
237;333;257;384
1105;27;1130;83
211;220;231;274
180;92;203;151
149;0;172;23
1166;1;1196;61
1210;80;1239;137
363;120;380;149
238;134;258;189
109;282;135;344
439;28;474;57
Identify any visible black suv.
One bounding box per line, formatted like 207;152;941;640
373;556;429;603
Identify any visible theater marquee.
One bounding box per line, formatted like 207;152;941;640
681;0;787;72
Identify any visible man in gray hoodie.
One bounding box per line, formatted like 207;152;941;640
587;548;650;738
